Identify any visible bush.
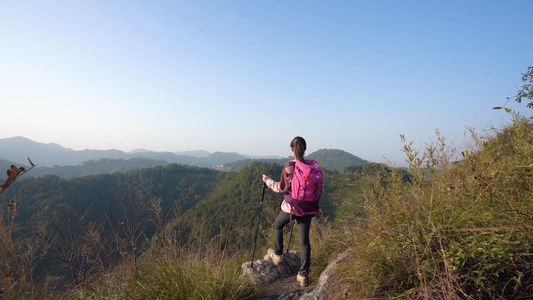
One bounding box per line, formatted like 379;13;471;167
339;114;533;299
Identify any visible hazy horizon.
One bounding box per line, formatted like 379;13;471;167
0;135;347;159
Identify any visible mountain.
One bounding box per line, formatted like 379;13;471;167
174;150;211;157
132;149;212;158
203;152;246;165
307;148;370;171
225;149;370;172
129;148;151;153
0;136;126;167
0;137;277;168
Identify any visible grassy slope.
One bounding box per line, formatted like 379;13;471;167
336;115;533;299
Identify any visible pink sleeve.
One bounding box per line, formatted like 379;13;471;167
265;178;283;193
265;161;294;193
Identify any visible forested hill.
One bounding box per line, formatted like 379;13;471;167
2;163;222;231
224;148;370;172
308;149;370;170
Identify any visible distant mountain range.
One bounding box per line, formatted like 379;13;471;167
0;136;371;177
0;136;280;167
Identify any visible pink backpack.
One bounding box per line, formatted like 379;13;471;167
289;159;322;217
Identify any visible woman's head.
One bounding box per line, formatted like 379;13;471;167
290;136;306;162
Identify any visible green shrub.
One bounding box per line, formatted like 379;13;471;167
339;114;533;299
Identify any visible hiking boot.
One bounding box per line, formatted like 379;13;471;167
266;248;283;266
296;274;308;287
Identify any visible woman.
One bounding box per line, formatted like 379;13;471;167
262;136;320;287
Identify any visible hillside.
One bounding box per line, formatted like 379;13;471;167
329;115;533;299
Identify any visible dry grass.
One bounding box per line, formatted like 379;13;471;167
62;243;259;300
336;114;533;299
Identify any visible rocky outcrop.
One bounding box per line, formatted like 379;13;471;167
241;249;353;300
300;249;353;299
241;250;301;285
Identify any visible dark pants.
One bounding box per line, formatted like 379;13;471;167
274;210;312;277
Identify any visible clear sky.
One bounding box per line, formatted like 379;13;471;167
1;1;532;166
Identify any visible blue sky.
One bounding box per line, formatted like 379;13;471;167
1;1;532;166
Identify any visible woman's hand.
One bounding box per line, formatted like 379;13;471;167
262;174;270;182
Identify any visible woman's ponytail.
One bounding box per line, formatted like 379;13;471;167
290;136;307;162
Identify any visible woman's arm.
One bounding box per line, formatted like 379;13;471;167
262;161;294;193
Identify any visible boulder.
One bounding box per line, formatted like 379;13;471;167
241;250;301;284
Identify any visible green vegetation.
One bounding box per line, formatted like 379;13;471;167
172;161;283;252
336;112;533;299
64;248;259;300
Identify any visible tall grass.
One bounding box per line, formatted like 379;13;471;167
65;240;260;300
339;113;533;299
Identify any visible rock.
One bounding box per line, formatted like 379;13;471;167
300;249;353;300
241;250;301;285
276;289;304;300
242;249;354;300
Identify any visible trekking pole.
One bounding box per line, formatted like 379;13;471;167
286;220;295;253
251;182;267;267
